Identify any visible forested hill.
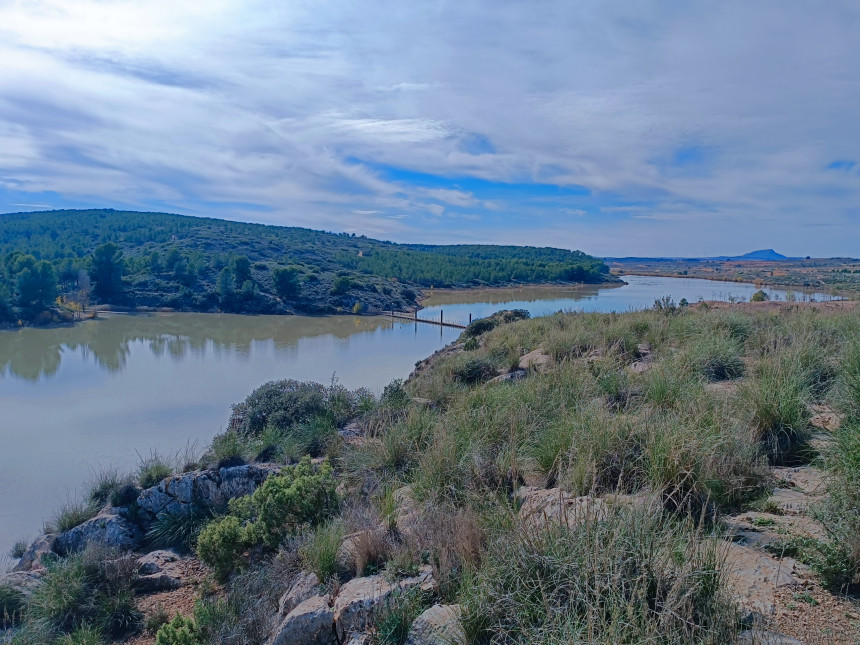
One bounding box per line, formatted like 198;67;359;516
0;209;612;321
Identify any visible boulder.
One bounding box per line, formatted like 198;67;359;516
12;534;55;572
54;509;143;555
333;567;435;641
406;604;466;645
0;571;43;599
518;349;553;372
137;463;279;524
487;369;528;385
516;487;607;530
135;550;185;593
267;594;335;645
277;571;321;620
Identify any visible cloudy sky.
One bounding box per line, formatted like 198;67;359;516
1;1;858;256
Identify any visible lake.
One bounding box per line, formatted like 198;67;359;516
0;275;827;556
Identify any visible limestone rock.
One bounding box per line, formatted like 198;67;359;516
516;487;607;530
406;604;466;645
267;594;335;645
12;534;56;572
54;509;143;555
487;369;527;385
724;543;804;615
0;571;43;599
135;550;185;593
137;463;279;524
278;571;321;620
333;567;435;641
518;349;553;372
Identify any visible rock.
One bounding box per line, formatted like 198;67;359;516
339;421;364;440
516;487;607;530
278;571;321;620
724;543;804;615
12;534;56;572
345;635;371;645
628;360;652;374
54;509;143;555
267;594;335;645
392;485;421;536
406;604;466;645
136;549;180;575
137;463;279;524
518;349;553;372
410;397;435;408
0;571;43;599
135;550;186;593
333;567;435;641
487;369;528;384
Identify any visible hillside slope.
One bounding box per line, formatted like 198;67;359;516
0;209;613;320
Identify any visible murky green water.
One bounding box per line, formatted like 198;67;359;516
0;276;829;555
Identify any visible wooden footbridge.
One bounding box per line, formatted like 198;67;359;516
388;310;469;329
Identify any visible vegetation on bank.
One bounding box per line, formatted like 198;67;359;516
0;210;611;323
4;302;860;644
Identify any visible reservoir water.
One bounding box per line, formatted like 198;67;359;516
0;276;829;556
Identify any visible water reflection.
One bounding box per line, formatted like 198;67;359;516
0;313;398;382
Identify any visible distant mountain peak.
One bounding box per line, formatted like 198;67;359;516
733;249;787;260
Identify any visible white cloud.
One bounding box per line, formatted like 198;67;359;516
0;0;858;254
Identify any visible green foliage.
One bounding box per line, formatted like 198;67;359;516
146;506;214;552
14;256;58;312
0;584;25;627
678;335;745;382
751;289;770;302
196;457;338;579
272;266;301;299
298;520;347;581
330;275;352;295
48;499;99;534
462;309;530;339
87;468;139;508
155;614;201;645
451;355;497;384
374;588;428;645
196;515;248;582
57;626;104;645
461;507;737;644
138;453;173;489
89;243;124;301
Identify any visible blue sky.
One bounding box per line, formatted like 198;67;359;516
0;1;858;256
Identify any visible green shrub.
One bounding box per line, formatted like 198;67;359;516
252;457;339;548
451;355;497;384
374;588;428;645
835;341;860;421
10;539;28;559
196;515;248;582
155;614;200;645
28;557;90;632
210;431;248;468
92;588;140;638
462;309;529;338
678;335;744;382
145;604;171;634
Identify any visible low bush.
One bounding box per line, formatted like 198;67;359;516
450;355;498;385
373;588;428;645
678;335;744;382
146;506;214;552
47;499;99;534
0;584;25;627
58;626;104;645
87;468;139;508
10;539;28;559
155;614;200;645
298;520;347;581
196;515;248;582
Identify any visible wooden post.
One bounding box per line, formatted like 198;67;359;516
441;310;444;326
469;313;472;324
415;309;417;320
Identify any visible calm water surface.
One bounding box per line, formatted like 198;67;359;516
0;275;830;555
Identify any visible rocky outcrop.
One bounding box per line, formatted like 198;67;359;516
267;594;335;645
277;571;321;621
136;463;279;523
12;534;55;572
487;369;527;385
516;486;607;530
333;566;435;641
405;604;466;645
54;509;143;555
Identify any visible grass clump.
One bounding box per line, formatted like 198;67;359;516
47;499;99;534
298;520;348;582
87;468;139;508
461;506;737;645
138;452;174;489
373;588;429;645
146;506;214;552
1;584;26;627
678;334;745;382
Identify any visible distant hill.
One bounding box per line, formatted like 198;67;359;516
716;249;788;261
0;209;612;321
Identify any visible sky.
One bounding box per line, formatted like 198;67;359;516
0;1;858;257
